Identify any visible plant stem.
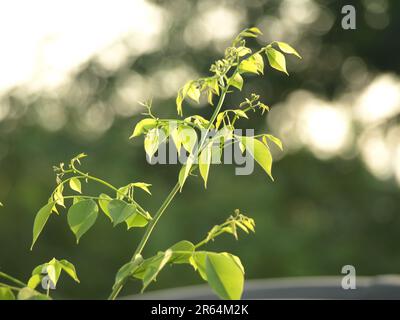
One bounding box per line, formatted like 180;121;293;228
108;85;230;300
0;271;26;287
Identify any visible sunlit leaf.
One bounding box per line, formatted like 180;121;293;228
240;136;273;180
275;41;301;59
67;199;98;243
125;212;149;229
69;177;82;194
98;193;113;220
229;73;244;91
169;240;195;264
141;250;172;292
31;202;54;250
191;252;244;300
132;182;152;195
199;143;212;188
263;134;283;151
130;118;158;139
144;128;160;160
178;126;198;154
108;199;136;227
265;47;288;75
0;287;15;300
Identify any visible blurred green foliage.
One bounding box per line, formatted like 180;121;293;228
1;0;400;298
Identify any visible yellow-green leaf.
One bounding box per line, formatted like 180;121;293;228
31;202;54;250
266;47;288;75
199;143;212;188
240;136;274;180
130;118;158;139
229;73;244;91
67;199;98;243
69;177;81;194
275;41;301;59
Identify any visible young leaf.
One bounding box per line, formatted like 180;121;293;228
0;287;15;300
199;143;213;188
130;118;158;139
252;52;264;74
69;177;82;194
54;185;65;207
144;128;160;160
178;154;195;191
59;259;80;283
125;212;149;229
266;47;288;75
187;83;200;103
240;136;273;180
98;193;113;220
141;250;172;292
229;73;244;91
46;258;62;287
67;199;99;243
31;202;54;250
170;126;182;152
27;274;42;289
114;255;143;287
132;182;152;195
263;134;283;151
275;41;302;59
192;252;244;300
17;287;48;300
238;59;259;74
169;240;195;264
178;126;198;154
108;199;136;227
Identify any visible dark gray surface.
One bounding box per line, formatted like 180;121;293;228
126;276;400;300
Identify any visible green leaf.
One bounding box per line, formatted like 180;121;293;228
125;212;149;229
59;259;80;283
67;199;99;243
144;128;160;160
17;287;50;300
263;134;283;151
252;52;264;74
46;258;62;287
54;184;65;207
132;182;152;195
31;202;54;250
170;126;182;152
169;240;195;264
178;155;195;191
266;47;288;75
199;143;213;188
238;59;259;74
275;41;301;59
0;287;15;300
130;118;158;139
229;73;244;90
236;46;252;57
108;199;136;227
69;177;82;194
98;193;113;220
114;255;143;288
141;250;172;292
27;274;42;289
240;136;273;180
179;126;198;154
192;252;244;300
187;83;200;103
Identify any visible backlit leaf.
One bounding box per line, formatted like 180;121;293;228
266;47;288;75
67;199;98;243
31;202;54;250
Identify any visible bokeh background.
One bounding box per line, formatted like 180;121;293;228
1;0;400;299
